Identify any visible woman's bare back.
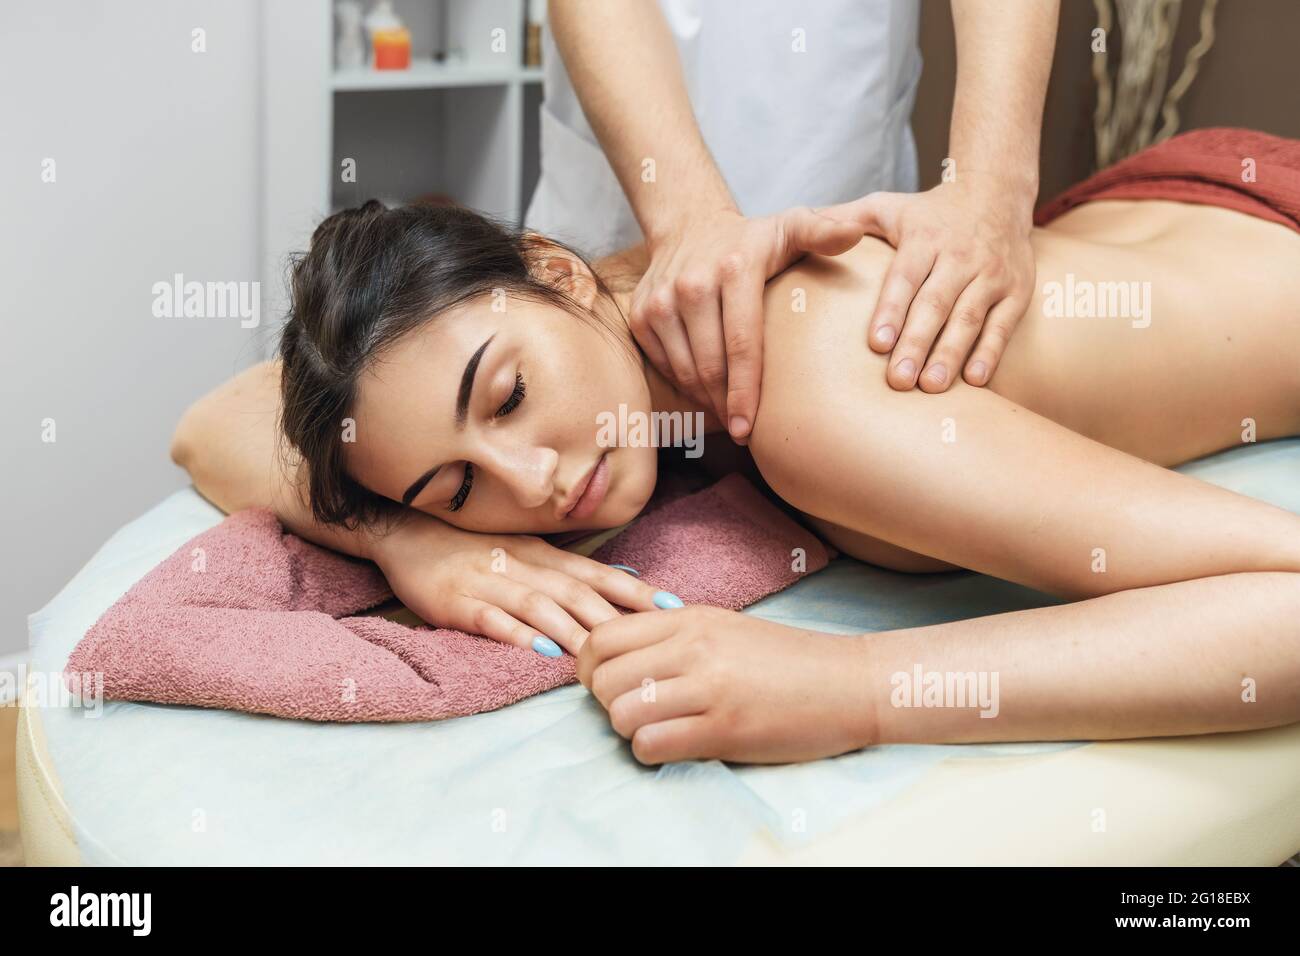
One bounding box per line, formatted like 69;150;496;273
757;200;1300;569
767;200;1300;466
993;200;1300;463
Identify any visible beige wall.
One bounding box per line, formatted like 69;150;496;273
913;0;1300;201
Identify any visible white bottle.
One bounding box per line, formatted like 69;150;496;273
335;1;365;70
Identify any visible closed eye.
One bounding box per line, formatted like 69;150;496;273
448;374;524;512
495;372;526;417
448;462;473;512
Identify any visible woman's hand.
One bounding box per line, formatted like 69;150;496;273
577;605;877;764
372;515;665;657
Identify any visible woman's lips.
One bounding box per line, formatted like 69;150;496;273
566;452;610;521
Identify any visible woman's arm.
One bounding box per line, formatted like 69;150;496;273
170;361;664;653
864;570;1300;744
578;569;1300;763
171;360;389;560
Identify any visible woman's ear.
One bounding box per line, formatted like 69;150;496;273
524;235;600;308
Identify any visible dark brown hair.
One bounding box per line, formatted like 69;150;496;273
278;200;623;530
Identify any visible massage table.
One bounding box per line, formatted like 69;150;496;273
17;439;1300;865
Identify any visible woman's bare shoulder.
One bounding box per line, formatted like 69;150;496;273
756;236;896;418
762;236;892;350
745;237;907;524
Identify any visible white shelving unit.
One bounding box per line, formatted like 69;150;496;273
332;59;543;91
329;0;544;223
259;0;546;349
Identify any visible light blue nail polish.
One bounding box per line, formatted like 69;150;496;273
653;591;684;609
532;635;562;658
609;564;640;577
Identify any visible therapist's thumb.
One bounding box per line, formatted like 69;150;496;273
814;192;901;240
776;205;867;261
780;205;863;252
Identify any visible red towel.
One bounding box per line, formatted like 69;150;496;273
1035;127;1300;234
67;474;827;722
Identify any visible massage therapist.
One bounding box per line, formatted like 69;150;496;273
528;0;1059;442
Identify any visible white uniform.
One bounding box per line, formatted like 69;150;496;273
525;0;923;256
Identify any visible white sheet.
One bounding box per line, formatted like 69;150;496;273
26;439;1300;864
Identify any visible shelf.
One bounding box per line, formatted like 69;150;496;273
332;58;543;92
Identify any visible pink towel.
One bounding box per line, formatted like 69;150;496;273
67;474;828;722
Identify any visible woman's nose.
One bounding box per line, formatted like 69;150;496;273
485;442;559;510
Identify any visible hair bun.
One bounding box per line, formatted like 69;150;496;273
308;198;389;250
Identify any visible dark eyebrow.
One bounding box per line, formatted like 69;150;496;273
400;333;495;507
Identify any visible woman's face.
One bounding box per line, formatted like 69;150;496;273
346;292;658;534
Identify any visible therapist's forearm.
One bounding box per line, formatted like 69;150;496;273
948;0;1058;206
548;0;734;243
862;572;1300;745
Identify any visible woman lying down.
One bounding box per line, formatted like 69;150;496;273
173;154;1300;766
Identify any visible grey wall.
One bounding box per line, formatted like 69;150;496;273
0;1;266;656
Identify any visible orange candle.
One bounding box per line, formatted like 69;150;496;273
373;27;411;70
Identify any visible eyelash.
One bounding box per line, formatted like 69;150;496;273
447;373;526;512
495;372;526;418
448;462;474;512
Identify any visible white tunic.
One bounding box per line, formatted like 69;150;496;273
525;0;923;256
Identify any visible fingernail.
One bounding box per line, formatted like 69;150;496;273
729;416;749;438
894;358;916;383
608;564;640;577
653;591;684;609
925;363;947;385
874;325;896;348
532;635;563;658
969;360;988;384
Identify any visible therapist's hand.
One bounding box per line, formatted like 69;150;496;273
838;177;1037;392
373;519;662;656
578;605;876;764
631;206;868;444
